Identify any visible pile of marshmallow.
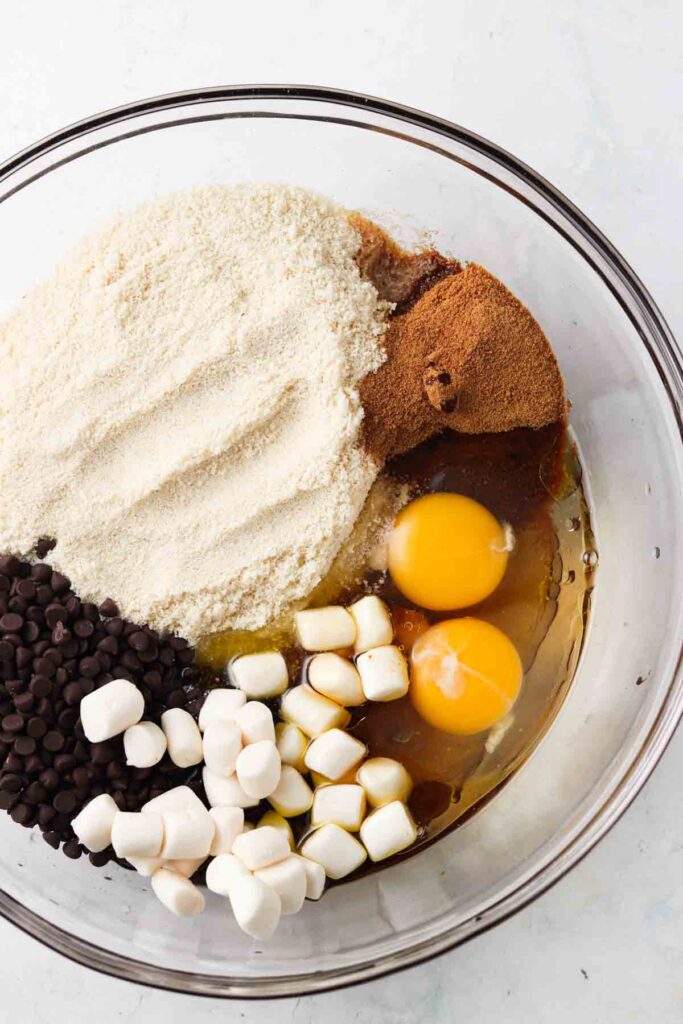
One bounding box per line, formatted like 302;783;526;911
71;595;418;940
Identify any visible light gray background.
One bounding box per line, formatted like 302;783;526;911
1;1;682;1020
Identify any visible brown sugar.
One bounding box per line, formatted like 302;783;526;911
355;221;567;462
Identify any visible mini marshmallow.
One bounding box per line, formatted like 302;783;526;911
308;653;365;707
71;792;118;853
304;728;366;781
292;853;326;900
234;701;275;745
232;825;290;871
258;810;295;850
295;606;356;651
80;678;144;743
229;875;281;940
255;855;307;915
231;651;289;699
111;811;163;858
202;767;259;809
206;852;251;896
275;722;307;772
312;784;366;832
268;765;314;818
280;684;350;738
161;708;203;768
142;785;205;816
348;595;394;653
356;645;410;702
151;868;205;918
209;806;245;855
236;740;281;799
356;757;413;808
300;823;367;879
123;720;167;768
126;855;164;876
202;720;242;778
359;801;417;862
198;687;246;732
161;807;214;860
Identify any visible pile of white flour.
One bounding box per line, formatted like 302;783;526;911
0;185;388;640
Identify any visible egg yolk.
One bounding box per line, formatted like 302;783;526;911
410;617;522;735
388;493;510;610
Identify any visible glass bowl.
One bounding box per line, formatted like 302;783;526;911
0;86;681;998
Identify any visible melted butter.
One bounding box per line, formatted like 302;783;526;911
195;422;592;870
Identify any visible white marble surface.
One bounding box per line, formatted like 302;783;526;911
1;1;682;1020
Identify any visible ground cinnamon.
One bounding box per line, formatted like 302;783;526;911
356;226;566;462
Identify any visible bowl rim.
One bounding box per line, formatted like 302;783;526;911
0;83;682;999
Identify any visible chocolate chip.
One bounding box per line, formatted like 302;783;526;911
31;562;52;583
57;708;78;731
0;774;22;793
79;656;100;678
50;573;70;594
13;692;34;714
10;802;32;825
15;647;33;669
24;781;47;803
73;619;94;639
16;580;36;601
43;830;61;849
38;804;56;826
0;613;23;633
82;603;99;622
0;791;18;811
29;675;52;698
27;717;46;739
33;657;55;678
45;604;68;628
0;557;21;576
2;713;24;734
63;682;83;706
89;850;111;867
98;599;119;618
43;730;64;752
0;641;14;661
128;631;149;652
53;790;77;813
14;735;35;757
104;617;124;638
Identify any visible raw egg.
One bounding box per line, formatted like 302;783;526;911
410;617;522;735
387;493;510;610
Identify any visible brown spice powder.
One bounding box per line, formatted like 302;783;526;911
358;244;567;462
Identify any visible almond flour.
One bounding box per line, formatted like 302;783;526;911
0;185;389;640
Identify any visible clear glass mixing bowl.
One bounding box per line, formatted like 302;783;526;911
0;86;681;998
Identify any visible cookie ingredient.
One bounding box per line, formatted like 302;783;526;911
307;653;365;707
360;261;566;462
160;708;203;768
230;652;288;699
359;801;417;862
300;822;367;880
356;757;413;809
0;186;388;640
80;679;145;743
123;721;167;768
356;645;410;702
348;595;394;653
294;606;357;652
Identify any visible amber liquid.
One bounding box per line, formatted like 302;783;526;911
197;422;593;874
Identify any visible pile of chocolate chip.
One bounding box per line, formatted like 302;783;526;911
0;553;216;866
